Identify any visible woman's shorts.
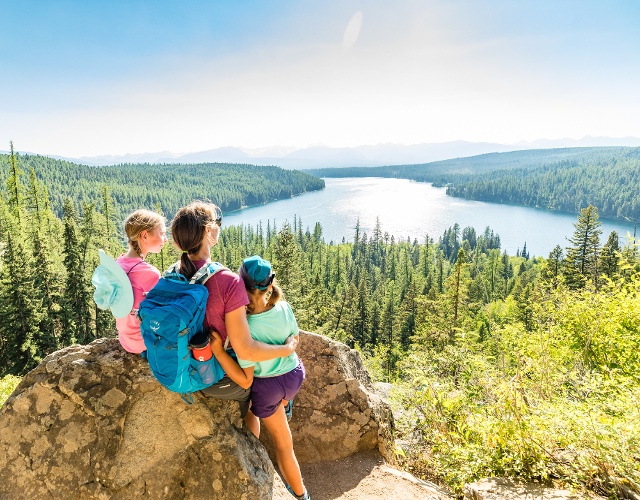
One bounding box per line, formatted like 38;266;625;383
200;376;251;418
250;359;305;418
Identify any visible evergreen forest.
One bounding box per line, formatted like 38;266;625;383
0;150;325;220
1;145;639;498
310;146;640;222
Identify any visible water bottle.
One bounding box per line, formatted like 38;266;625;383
192;338;215;384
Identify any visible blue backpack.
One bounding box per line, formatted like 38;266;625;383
138;261;226;403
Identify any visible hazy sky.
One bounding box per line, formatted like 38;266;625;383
2;1;640;157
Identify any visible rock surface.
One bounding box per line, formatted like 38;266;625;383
0;332;397;499
261;331;395;464
464;478;605;500
300;450;451;500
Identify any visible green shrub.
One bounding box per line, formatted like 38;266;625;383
0;375;21;407
380;276;640;498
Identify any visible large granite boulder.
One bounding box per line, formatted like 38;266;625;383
0;331;394;498
269;331;395;464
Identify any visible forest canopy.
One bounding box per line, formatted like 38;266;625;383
0;153;325;221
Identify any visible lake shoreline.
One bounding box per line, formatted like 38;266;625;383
223;177;635;257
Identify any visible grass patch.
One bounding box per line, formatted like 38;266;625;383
0;375;21;408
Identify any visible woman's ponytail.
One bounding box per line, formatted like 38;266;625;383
179;252;197;280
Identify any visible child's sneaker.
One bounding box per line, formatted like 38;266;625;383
284;399;294;421
286;484;310;500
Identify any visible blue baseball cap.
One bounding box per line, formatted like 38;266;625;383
241;255;275;290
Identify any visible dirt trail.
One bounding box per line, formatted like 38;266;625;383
299;451;452;500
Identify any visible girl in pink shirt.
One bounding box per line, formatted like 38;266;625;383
115;209;168;353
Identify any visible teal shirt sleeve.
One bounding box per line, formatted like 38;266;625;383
238;357;255;369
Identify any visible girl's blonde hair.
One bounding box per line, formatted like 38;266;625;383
170;201;221;280
123;209;165;258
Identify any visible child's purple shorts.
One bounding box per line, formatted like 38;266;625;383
250;359;305;418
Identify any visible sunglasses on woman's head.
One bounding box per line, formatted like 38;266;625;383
213;208;223;227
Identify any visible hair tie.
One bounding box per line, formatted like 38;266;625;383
182;250;189;254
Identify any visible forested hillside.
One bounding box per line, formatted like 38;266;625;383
1;146;639;498
0;151;325;220
309;146;640;222
444;156;640;220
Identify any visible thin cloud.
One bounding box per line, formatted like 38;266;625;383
342;11;363;48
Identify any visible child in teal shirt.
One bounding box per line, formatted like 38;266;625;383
210;255;309;500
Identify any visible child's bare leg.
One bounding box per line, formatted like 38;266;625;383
261;404;304;496
244;408;260;438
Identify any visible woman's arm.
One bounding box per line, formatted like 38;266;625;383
210;330;254;389
225;306;298;362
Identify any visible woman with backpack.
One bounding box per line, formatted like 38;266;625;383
209;255;309;500
169;201;298;433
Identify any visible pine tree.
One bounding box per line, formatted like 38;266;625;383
398;275;419;348
6;142;25;226
487;249;500;299
351;276;369;347
380;283;397;380
0;197;9;242
100;184;122;255
77;203;101;343
462;226;477;250
600;231;620;280
419;234;431;278
61;199;85;345
273;221;306;312
499;251;513;298
26;169;64;354
542;245;564;287
436;251;444;294
352;218;361;260
302;271;328;331
372;217;383;266
448;248;469;336
564;205;602;289
0;229;42;374
519;283;534;331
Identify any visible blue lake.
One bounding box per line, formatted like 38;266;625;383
224;177;635;257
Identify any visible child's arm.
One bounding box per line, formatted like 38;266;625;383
225;306;298;361
210;330;254;389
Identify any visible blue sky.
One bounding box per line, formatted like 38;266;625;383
2;1;640;157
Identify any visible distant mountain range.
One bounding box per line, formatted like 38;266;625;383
10;136;640;169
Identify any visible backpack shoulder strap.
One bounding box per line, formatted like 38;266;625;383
164;260;181;277
190;261;227;285
126;260;144;276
